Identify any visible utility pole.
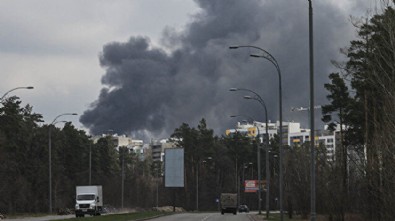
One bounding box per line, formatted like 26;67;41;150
121;150;125;209
308;1;316;220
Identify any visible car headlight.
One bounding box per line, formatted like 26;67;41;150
90;204;95;209
75;204;79;209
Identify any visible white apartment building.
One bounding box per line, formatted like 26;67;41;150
227;120;339;161
226;120;277;142
92;134;146;159
150;139;177;162
317;134;336;161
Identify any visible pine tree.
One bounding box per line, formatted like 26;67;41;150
326;3;395;219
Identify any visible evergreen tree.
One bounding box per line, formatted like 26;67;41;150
321;72;353;220
324;3;395;219
0;97;43;213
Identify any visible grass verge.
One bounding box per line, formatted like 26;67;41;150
257;213;334;221
52;211;168;221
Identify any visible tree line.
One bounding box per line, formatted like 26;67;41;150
0;97;270;214
317;2;395;220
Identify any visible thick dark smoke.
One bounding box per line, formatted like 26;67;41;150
80;0;363;139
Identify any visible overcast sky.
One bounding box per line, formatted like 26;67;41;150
0;0;379;141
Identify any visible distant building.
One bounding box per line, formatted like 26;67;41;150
225;120;277;143
150;139;177;162
227;120;340;162
92;134;146;160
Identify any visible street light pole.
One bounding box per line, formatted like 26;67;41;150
230;115;261;208
121;150;125;209
196;157;211;211
196;160;199;211
49;113;77;213
229;117;248;207
156;166;159;208
230;88;270;216
308;1;316;220
243;95;270;218
89;143;92;185
239;160;253;205
229;46;283;220
0;86;34;101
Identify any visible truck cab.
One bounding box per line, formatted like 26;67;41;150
75;186;103;217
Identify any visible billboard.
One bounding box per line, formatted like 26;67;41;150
244;180;258;192
164;148;184;187
244;180;267;192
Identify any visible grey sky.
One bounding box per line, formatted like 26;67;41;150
0;0;197;130
0;0;377;140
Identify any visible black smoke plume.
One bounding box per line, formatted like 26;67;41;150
80;0;362;139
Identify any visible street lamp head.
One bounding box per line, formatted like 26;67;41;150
244;95;253;100
51;113;78;124
229;46;239;49
229;88;238;91
53;120;69;125
230;114;255;124
250;54;261;58
1;86;35;101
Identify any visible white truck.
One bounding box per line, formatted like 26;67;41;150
75;185;103;217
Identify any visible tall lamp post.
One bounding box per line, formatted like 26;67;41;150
230;88;270;216
230;45;283;220
196;157;212;211
49;113;78;213
89;143;92;185
308;1;316;220
155;163;160;208
1;86;34;101
121;148;125;209
230;115;256;207
241;161;253;205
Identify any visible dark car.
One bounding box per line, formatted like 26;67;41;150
238;204;249;213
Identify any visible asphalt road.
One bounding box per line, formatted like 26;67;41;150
4;212;257;221
148;212;256;221
3;214;75;221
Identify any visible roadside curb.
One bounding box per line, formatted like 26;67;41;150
247;214;261;221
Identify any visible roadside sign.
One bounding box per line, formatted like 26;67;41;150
164;148;184;187
244;180;267;192
244;180;258;192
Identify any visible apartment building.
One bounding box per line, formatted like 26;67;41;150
92;134;146;159
225;120;277;143
150;139;177;162
227;120;339;162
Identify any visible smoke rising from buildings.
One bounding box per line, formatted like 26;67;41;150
80;0;364;139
